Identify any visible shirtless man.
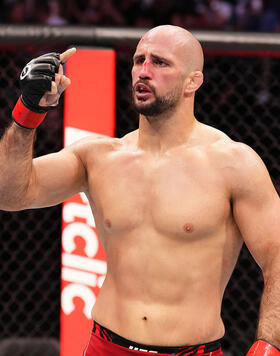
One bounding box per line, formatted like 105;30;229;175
0;25;280;356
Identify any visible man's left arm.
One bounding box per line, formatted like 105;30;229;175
230;143;280;355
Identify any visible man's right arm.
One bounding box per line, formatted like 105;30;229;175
0;48;88;211
0;122;87;211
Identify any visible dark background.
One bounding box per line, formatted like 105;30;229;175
0;0;280;32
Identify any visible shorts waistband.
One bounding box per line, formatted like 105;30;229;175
92;320;223;355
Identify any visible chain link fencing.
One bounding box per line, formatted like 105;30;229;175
0;31;279;356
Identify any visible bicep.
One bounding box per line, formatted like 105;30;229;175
232;152;280;271
26;147;87;208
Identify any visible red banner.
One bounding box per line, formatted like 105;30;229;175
61;49;115;356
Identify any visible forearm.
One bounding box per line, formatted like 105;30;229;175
0;122;36;210
257;263;280;348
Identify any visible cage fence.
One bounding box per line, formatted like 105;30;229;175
0;27;279;356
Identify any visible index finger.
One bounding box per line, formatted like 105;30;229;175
60;48;76;63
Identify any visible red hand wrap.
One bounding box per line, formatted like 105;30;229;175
12;97;47;129
247;340;280;356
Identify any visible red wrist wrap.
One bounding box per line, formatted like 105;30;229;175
12;97;47;129
247;340;280;356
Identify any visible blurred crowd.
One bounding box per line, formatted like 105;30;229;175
0;0;279;32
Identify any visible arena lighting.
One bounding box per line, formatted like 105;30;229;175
61;48;115;356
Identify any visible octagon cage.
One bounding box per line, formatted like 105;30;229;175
0;26;279;356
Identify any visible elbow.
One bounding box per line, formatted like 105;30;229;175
261;249;280;281
0;201;29;212
0;190;32;212
0;176;36;211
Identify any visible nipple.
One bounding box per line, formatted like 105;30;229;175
183;223;194;233
104;219;111;228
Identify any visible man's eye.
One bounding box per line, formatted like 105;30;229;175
154;59;166;66
135;58;144;64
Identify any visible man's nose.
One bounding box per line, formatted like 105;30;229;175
139;60;152;80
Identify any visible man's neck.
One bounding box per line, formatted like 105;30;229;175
137;108;197;154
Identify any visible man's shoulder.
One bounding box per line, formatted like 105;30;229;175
201;124;269;191
212;139;261;172
66;130;139;164
200;123;258;166
197;125;271;197
66;132;122;156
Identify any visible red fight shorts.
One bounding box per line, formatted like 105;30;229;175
82;321;223;356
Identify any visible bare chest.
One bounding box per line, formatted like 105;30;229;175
88;151;230;239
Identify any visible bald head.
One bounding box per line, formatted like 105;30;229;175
137;25;204;73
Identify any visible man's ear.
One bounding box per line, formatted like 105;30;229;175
184;71;204;95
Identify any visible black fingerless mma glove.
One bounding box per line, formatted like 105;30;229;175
12;52;62;129
20;52;61;113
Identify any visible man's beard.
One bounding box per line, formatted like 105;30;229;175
132;84;182;117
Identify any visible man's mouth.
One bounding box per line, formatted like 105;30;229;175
134;83;153;101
